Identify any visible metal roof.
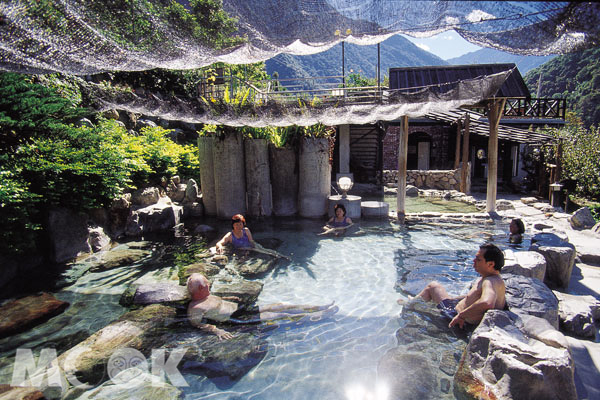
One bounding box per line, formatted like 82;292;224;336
389;64;531;99
423;109;555;144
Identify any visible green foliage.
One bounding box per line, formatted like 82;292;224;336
524;46;600;128
345;73;376;87
0;72;200;256
588;204;600;223
541;113;600;200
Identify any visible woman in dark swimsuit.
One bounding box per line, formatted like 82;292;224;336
215;214;254;254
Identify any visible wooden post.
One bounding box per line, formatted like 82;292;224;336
486;99;506;213
397;116;409;223
454;119;462;169
556;139;562;183
460;114;470;193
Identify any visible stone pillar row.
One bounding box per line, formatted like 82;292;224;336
198;134;331;219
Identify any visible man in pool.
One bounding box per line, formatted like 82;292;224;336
399;243;506;329
187;273;337;340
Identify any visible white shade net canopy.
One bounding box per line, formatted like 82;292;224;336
1;1;598;125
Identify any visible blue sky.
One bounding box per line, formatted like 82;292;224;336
401;30;482;60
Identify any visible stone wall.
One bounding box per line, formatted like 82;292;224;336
382;167;469;192
383;124;455;170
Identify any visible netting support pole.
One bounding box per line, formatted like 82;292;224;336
454;118;462;169
460;114;470;194
486;98;506;213
397;116;409;224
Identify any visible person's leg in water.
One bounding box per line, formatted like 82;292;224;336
397;281;451;305
229;302;337;324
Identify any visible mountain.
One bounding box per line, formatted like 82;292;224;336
523;46;600;128
447;47;555;75
266;35;447;88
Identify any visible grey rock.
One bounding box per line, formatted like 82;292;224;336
126;202;183;237
502;250;546;281
406;185;419;197
530;232;576;289
454;310;576;400
90;248;152;272
76;118;94;128
132;282;189;305
520;196;538;204
211;280;263;305
569;207;597;230
131;187;160;206
184;179;199;203
554;291;600;338
88;226;111;252
167;184;186;203
137;119;157;129
496;199;515;211
504;273;559;328
46;207;91;263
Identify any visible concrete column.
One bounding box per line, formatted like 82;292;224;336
269;145;298;216
245;138;272;217
339;124;350;174
486;99;506;213
213;129;246;218
299;137;331;218
397;116;409;224
197;136;217;216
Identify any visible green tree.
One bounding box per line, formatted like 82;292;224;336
542;113;600;200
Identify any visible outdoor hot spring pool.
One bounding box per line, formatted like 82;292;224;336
0;218;523;399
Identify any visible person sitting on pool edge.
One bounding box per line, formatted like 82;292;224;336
215;214;254;254
399;243;506;329
509;218;525;244
187;273;337;340
319;203;353;236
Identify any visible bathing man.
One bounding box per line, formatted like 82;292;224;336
187;273;337;340
399;243;505;329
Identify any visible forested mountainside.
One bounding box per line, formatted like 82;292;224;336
447;47;555;74
265;35;446;87
524;46;600;128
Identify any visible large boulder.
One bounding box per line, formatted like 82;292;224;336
46;207;91;263
502;250;546;281
569;207;596;230
88;226;111;253
529;232;576;289
211;280;264;305
183;179;199;204
454;310;576;400
131;283;189;306
553;291;600;338
125;200;183;237
131;187;160;207
89;248;152;272
504;273;559;328
0;293;70;338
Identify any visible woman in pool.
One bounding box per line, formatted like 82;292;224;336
509;218;525;244
215;214;254;254
215;214;290;259
319;203;353;236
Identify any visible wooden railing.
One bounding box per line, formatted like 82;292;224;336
472;98;567;120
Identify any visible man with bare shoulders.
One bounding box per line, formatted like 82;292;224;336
399;243;506;329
